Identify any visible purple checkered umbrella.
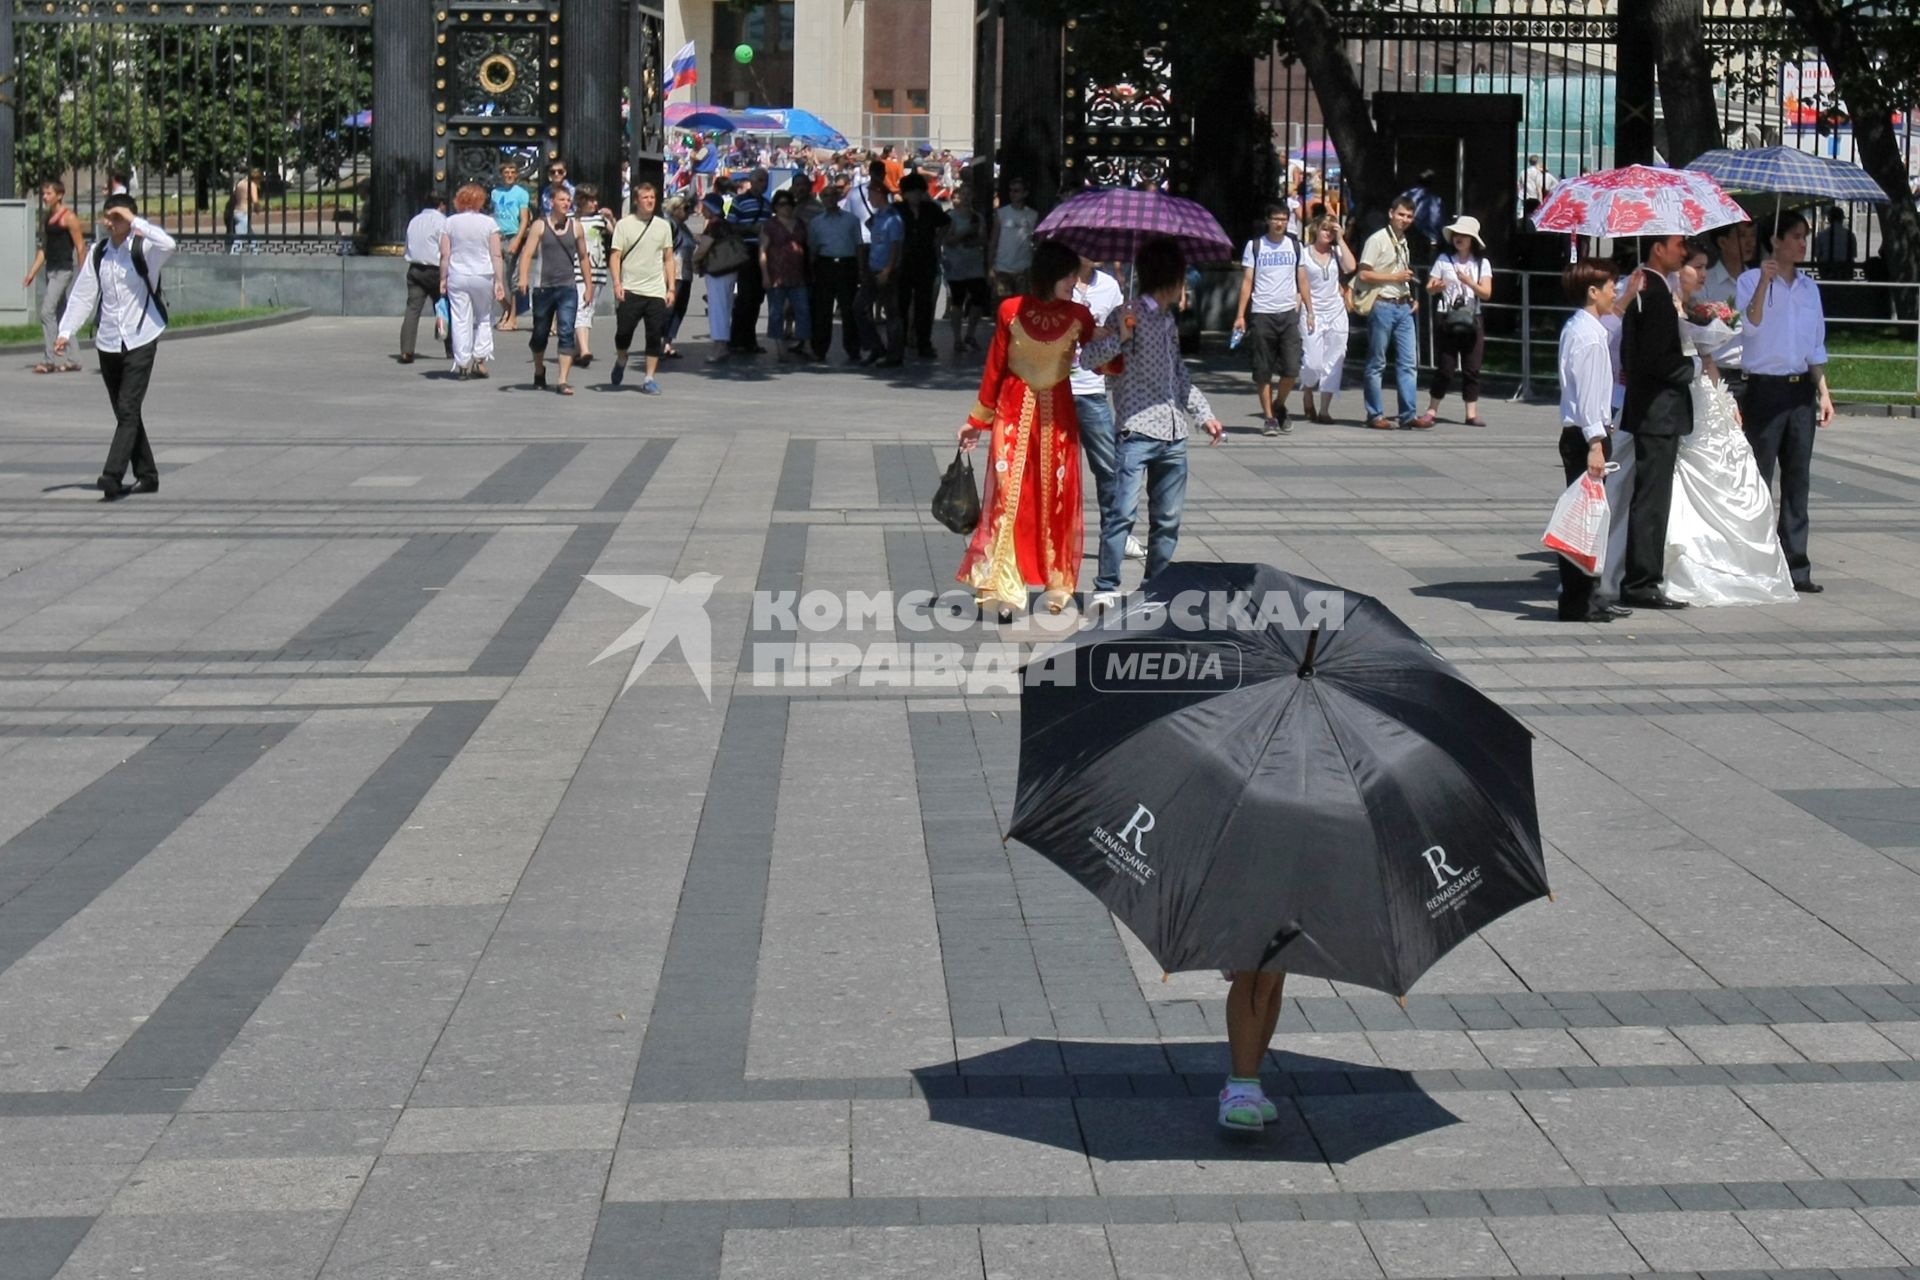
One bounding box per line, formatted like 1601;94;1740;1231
1035;189;1234;264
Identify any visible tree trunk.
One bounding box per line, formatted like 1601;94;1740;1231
1270;0;1394;228
1649;0;1722;167
1780;0;1920;281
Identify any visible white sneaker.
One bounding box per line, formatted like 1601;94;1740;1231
1089;590;1123;613
1124;535;1148;561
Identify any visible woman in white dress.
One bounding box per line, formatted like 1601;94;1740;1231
1298;215;1354;423
439;183;506;379
1664;242;1798;606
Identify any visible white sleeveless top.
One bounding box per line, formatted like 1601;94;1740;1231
1303;248;1345;321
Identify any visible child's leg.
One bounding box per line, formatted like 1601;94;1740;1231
1226;970;1286;1078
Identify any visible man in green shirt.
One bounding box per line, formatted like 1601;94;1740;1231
607;180;678;394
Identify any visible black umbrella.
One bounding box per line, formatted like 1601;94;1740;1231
1008;562;1548;998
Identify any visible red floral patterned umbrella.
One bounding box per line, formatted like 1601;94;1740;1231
1530;164;1748;238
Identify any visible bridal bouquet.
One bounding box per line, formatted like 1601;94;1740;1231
1683;300;1739;354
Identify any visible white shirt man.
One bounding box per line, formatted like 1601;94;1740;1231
401;202;448;362
844;168;887;246
1737;245;1831;592
56;201;174;499
1234;206;1305;434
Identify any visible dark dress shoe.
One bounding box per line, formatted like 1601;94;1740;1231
1594;602;1633;618
1558;609;1613;623
1620;591;1689;610
1795;580;1824;594
99;484;125;503
132;480;159;495
398;353;415;364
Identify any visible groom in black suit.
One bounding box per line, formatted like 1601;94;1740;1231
1618;234;1697;610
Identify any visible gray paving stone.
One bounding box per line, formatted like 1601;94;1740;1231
0;1215;93;1280
322;1151;608;1279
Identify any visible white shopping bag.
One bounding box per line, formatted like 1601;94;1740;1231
1543;473;1610;577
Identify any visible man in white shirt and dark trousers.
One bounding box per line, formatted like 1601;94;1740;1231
1233;203;1306;436
1738;211;1834;593
56;195;174;503
400;193;447;363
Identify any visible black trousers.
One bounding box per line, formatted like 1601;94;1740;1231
729;254;764;350
98;342;159;488
1556;426;1609;619
400;263;441;357
665;279;691;345
859;269;904;362
1432;319;1484;403
811;258;860;359
1743;374;1818;585
1622;429;1681;596
901;259;939;351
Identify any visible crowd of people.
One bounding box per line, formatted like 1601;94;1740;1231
388;152;1059;388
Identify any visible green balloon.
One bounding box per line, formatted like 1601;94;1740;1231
734;43;754;64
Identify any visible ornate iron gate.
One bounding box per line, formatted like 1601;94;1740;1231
1061;19;1190;193
11;0;373;251
434;0;563;194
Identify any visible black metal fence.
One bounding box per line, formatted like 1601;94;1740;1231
12;0;373;252
1253;0;1917;265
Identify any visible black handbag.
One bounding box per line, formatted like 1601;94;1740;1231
1441;294;1480;339
931;447;981;535
698;222;751;277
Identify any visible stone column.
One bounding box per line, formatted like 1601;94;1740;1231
564;0;624;205
370;0;436;246
998;0;1060;206
793;0;866;141
926;0;974;152
1614;0;1656;167
971;0;998;193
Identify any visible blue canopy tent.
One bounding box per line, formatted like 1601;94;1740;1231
744;107;850;148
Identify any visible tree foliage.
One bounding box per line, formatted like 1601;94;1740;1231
12;21;371;197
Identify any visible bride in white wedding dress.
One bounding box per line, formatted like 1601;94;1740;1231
1663;246;1799;607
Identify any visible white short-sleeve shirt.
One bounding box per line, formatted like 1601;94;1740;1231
1242;233;1302;314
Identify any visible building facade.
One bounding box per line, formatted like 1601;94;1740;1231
662;0;975;150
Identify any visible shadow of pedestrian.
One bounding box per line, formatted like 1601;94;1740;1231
909;1038;1458;1162
1409;554;1563;622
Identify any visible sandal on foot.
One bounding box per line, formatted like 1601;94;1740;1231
1218;1088;1265;1133
32;363;55;374
557;383;575;396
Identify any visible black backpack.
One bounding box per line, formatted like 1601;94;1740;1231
92;235;169;330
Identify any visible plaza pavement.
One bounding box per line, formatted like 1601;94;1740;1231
4;316;1920;1280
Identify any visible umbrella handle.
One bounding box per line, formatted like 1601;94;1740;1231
1297;624;1325;678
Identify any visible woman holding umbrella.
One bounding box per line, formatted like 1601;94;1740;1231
956;241;1102;618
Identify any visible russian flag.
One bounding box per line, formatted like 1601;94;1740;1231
668;41;698;94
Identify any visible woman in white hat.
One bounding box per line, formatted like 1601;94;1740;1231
1425;215;1495;426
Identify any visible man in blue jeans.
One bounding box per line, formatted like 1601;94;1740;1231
1071;256;1144;580
1356;197;1434;430
1079;239;1225;610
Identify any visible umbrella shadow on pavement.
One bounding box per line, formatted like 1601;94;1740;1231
911;1039;1459;1164
1408;553;1563;621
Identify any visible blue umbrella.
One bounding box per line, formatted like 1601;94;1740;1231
748;107;849;148
1686;145;1889;210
